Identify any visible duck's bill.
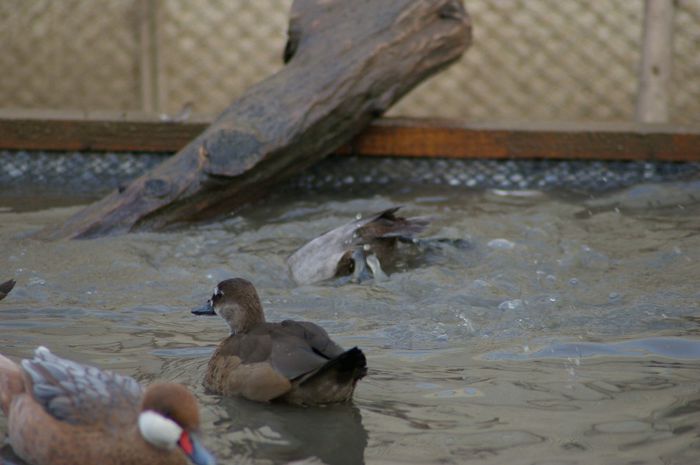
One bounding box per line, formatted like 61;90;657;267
191;301;215;316
180;432;216;465
350;248;370;283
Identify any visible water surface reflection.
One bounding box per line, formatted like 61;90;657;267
1;181;699;464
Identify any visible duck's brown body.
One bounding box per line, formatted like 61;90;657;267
0;347;214;465
194;279;367;405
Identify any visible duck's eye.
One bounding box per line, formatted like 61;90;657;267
212;284;225;301
210;285;224;301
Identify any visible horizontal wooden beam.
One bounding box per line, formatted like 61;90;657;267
342;119;700;161
0;109;698;161
0;109;205;153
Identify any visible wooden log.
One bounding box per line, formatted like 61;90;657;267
38;0;471;239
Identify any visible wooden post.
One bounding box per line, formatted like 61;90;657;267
636;0;675;123
138;0;160;113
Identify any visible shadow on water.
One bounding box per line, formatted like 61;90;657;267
214;398;368;465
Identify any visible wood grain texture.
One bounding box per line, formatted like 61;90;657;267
341;119;700;161
1;113;698;162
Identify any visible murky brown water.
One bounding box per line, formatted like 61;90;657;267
1;180;700;465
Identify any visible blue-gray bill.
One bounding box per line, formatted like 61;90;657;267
183;433;216;465
191;301;215;316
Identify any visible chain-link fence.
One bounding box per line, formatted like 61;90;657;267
1;0;698;124
673;0;700;124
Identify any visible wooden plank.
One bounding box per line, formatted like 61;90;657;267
341;119;700;162
0;111;205;153
636;0;675;123
0;111;698;161
138;0;159;113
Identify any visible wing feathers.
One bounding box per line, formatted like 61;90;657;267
20;347;142;426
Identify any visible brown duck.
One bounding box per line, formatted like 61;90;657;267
0;346;215;465
0;279;15;301
192;278;367;405
287;207;429;285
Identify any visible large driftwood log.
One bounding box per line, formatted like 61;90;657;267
40;0;471;239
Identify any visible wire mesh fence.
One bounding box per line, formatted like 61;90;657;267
393;0;645;122
0;0;141;112
673;0;700;124
0;0;698;124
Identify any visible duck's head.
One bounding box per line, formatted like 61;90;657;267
192;278;265;334
138;383;216;465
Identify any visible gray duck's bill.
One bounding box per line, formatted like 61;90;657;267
191;301;215;316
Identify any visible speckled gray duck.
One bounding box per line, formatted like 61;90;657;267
0;279;15;301
0;346;215;465
287;207;429;285
192;278;367;405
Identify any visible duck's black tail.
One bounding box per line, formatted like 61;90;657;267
299;346;366;386
286;347;367;405
319;347;367;385
0;279;15;301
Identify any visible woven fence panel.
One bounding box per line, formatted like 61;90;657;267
159;0;292;115
0;0;698;124
673;0;700;125
0;0;140;112
390;0;644;122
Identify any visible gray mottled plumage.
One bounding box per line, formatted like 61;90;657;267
20;346;143;427
287;207;429;285
193;278;367;405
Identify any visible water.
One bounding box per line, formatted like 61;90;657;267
1;180;700;465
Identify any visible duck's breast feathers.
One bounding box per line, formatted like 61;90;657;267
20;347;143;427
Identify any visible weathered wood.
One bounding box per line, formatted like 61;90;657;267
2;112;699;162
0;109;205;152
339;119;700;161
138;0;160;113
37;0;471;239
636;0;675;123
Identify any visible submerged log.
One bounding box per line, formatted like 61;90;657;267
39;0;471;239
288;207;430;285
